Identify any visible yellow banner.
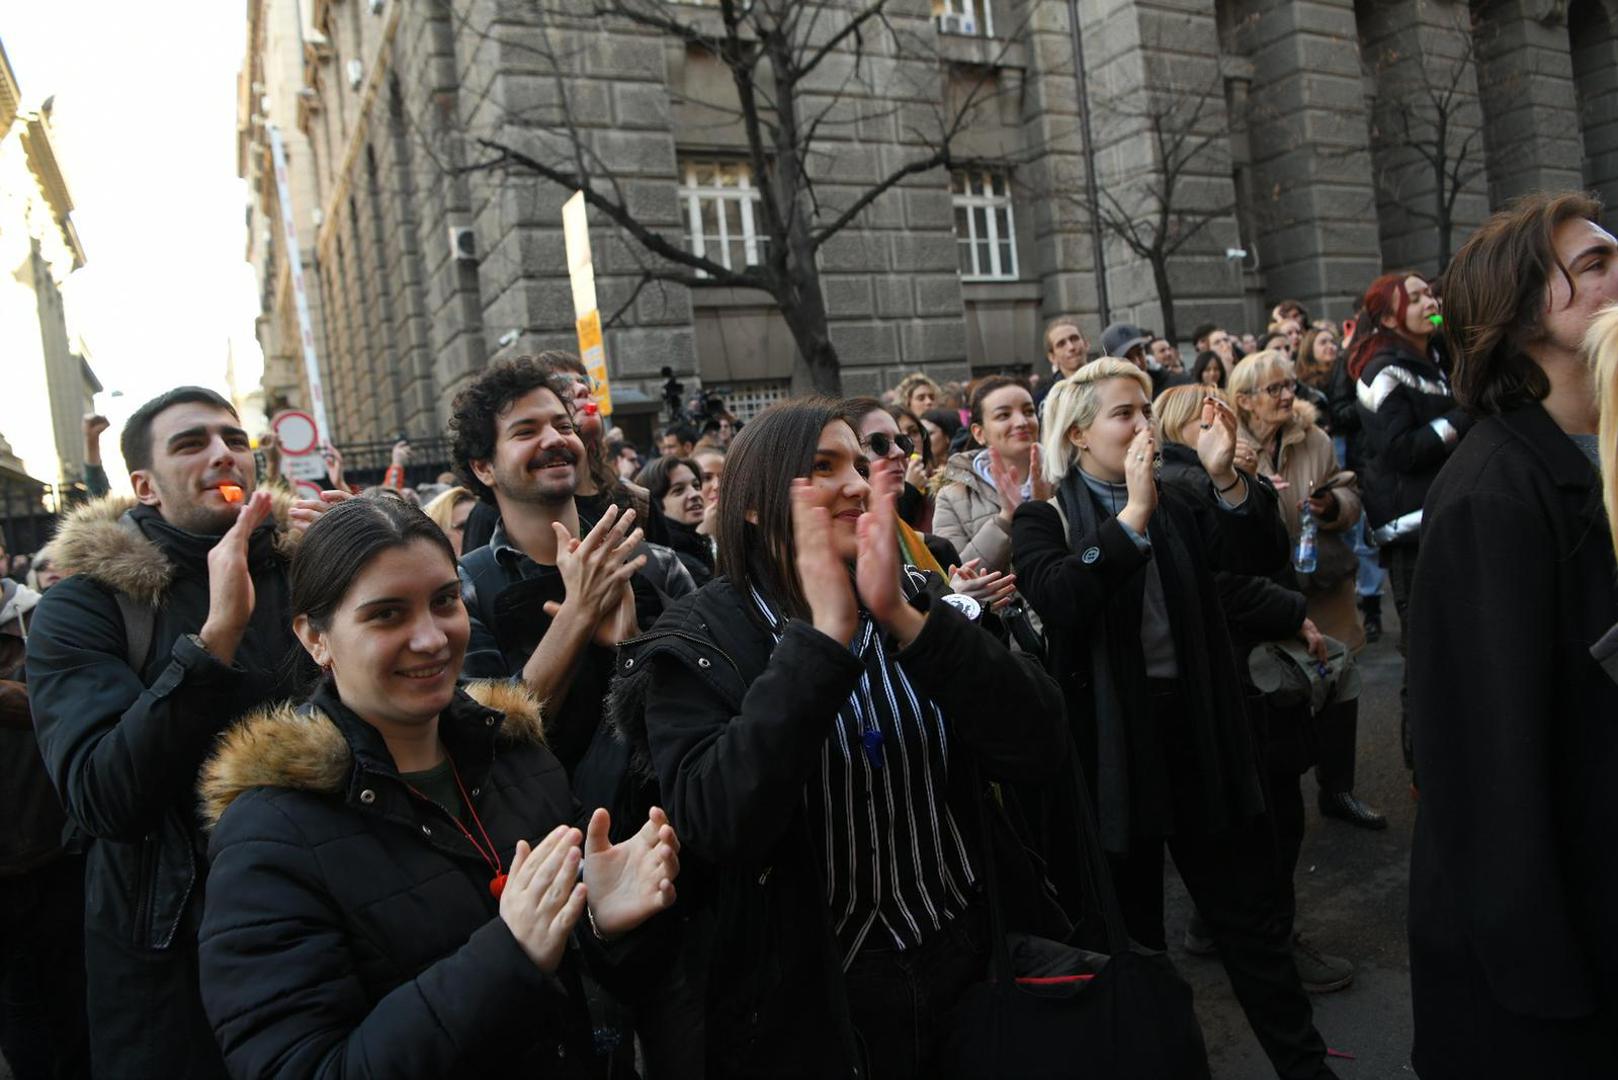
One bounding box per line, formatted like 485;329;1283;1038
576;309;613;417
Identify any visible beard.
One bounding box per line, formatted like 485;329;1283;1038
150;467;249;535
493;449;579;506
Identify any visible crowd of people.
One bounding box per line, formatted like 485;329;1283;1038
0;189;1615;1079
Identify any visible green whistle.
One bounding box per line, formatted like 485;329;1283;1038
1428;313;1444;328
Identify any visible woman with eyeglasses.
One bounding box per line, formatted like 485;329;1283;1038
1229;355;1384;839
934;376;1049;576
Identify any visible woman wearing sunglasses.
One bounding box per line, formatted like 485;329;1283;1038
934;376;1049;576
842;398;1019;613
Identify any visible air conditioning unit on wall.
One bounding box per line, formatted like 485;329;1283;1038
937;11;977;35
449;227;476;262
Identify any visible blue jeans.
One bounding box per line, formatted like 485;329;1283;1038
1349;518;1385;599
1333;436;1385;600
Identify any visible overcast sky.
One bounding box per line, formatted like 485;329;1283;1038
5;2;262;491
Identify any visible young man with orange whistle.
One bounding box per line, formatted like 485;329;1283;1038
24;386;305;1078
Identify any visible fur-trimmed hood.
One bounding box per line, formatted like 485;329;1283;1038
50;491;298;606
198;680;544;828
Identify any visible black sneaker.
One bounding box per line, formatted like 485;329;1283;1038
1363;613;1382;644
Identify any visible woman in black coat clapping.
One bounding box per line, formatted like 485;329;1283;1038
619;397;1068;1079
1011;359;1336;1080
196;495;680;1079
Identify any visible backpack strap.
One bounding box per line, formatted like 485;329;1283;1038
115;516;158;679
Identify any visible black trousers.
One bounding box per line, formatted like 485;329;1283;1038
1386;544;1419;771
1110;687;1331;1080
843;907;988;1080
0;856;90;1080
1310;698;1359;796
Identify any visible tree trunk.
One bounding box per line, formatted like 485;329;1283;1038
1150;252;1178;348
774;242;842;395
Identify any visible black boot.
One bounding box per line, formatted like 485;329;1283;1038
1359;593;1382;644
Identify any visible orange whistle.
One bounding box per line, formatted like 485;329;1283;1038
219;484;244;504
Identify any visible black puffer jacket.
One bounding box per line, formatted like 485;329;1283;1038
197;680;622;1080
1354;337;1471;545
25;496;302;1077
608;576;1068;1078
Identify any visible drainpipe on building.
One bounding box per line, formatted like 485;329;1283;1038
1067;0;1110;326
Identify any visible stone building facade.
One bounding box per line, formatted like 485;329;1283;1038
239;0;1618;447
0;38;98;517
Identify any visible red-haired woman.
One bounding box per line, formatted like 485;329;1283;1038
1349;272;1470;773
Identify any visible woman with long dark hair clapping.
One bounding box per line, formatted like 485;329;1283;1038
617;397;1066;1078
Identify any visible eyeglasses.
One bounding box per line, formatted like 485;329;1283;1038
865;432;915;458
1253;379;1297;400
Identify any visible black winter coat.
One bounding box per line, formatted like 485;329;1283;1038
1408;404;1618;1072
1158;448;1314;775
24;497;302;1078
1354;337;1471;544
1011;470;1286;854
610;577;1068;1078
197;680;623;1079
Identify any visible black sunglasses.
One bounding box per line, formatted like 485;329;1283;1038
865;432;915;458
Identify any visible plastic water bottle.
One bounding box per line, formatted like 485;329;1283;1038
1294;500;1318;574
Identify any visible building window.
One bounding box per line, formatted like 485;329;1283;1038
951;169;1018;280
678;160;767;274
934;0;993;37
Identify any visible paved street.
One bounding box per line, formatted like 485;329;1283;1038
1168;613;1418;1078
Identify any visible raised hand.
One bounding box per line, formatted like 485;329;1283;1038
904;454;928;491
1118;427;1158;536
288;489;355;535
1195;396;1242;492
792;478;858;646
950;560;1019;612
500;826;587;974
581;807;680;940
1028;443;1054;504
855;466;924;646
990;448;1027;521
548;506;647;634
1233;438;1259;476
321;442;347;491
200;490;275;663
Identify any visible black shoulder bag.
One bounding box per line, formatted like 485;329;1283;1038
939;752;1211;1080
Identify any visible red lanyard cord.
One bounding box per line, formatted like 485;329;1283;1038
403;756;508;899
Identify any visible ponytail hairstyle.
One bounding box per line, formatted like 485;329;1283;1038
1346;272;1425;381
1585;305;1618;563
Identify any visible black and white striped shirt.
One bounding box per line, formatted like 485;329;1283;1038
750;588;976;968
